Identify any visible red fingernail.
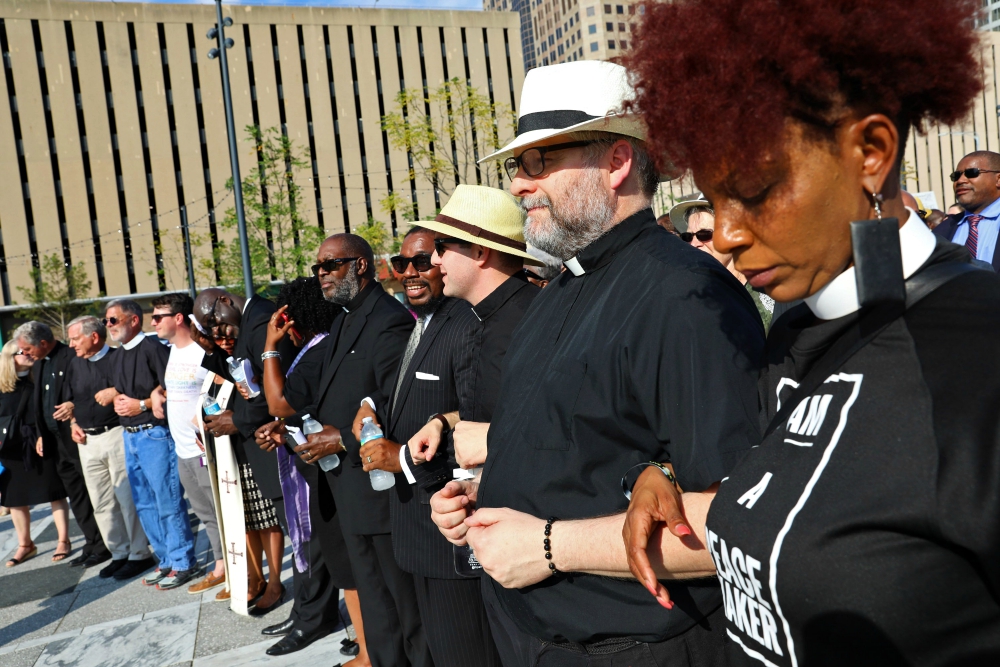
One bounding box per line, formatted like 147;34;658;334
663;599;673;610
675;525;692;536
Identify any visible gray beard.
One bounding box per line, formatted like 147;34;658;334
522;168;617;261
409;293;444;319
325;269;360;306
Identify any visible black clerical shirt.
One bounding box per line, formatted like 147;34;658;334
111;334;169;429
464;272;539;422
64;346;119;430
478;208;765;644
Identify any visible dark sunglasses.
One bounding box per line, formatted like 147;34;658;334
950;167;1000;182
101;316;131;326
433;237;472;256
522;268;545;282
390;253;434;273
311;257;359;276
680;229;714;244
150;313;176;324
503;141;594;180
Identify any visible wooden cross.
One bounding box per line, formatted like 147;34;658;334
228;541;244;565
220;470;238;494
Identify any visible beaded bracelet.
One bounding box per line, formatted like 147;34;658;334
544;516;559;575
261;351;281;362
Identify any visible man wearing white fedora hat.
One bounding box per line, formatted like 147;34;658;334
429;61;766;666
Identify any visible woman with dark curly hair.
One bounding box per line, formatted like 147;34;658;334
616;0;1000;664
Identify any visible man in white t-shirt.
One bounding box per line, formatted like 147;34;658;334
151;293;225;595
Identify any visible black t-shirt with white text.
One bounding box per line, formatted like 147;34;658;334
705;249;1000;666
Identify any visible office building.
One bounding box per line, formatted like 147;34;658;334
0;0;523;306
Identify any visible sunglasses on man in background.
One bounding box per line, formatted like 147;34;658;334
680;229;714;244
950;167;1000;182
311;257;359;276
390;253;434;273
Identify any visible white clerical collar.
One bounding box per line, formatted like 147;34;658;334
16;370;29;378
563;257;585;276
242;297;251;314
805;208;937;320
88;344;111;362
122;332;146;350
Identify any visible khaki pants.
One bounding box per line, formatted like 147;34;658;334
78;426;151;561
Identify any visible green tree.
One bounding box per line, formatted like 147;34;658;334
216;126;324;294
16;253;94;341
380;78;516;220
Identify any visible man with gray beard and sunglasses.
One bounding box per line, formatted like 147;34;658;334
260;233;429;667
429;61;766;666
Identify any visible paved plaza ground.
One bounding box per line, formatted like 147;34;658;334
0;505;352;667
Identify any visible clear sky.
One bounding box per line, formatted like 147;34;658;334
83;0;486;11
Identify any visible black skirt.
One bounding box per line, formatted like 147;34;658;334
0;453;66;507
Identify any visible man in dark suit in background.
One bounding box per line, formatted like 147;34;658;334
353;226;501;667
15;321;109;567
935;150;1000;271
283;233;428;667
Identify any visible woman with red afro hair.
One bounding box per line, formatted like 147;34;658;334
620;0;1000;665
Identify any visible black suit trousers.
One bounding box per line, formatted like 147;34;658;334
344;531;431;667
55;436;107;558
272;496;343;635
413;574;502;667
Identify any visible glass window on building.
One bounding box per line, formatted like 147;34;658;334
628;4;634;14
587;6;595;16
621;40;627;48
604;4;612;13
608;39;616;48
589;23;597;33
618;22;625;30
607;21;614;30
638;3;645;13
616;4;624;13
590;41;599;51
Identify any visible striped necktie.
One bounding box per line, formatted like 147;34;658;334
392;316;425;408
966;214;982;260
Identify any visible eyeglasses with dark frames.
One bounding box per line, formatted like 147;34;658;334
949;167;1000;182
433;237;472;256
503;141;595;180
390;253;434;273
522;268;545;282
311;257;359;276
150;313;178;324
680;229;714;244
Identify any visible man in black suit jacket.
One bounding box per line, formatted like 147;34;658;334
355;228;501;667
934;150;1000;271
284;233;429;667
15;321;109;567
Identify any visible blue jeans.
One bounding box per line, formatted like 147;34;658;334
123;425;195;571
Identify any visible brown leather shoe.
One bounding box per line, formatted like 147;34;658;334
188;571;226;595
215;586;231;602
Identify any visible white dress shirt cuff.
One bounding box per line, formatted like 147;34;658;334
360;397;376;411
399;446;417;485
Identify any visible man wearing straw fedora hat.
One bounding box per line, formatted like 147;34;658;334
354;185;541;666
429;61;765;666
405;185;542;472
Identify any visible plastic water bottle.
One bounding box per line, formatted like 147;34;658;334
303;414;339;471
227;356;260;398
204;399;223;415
360;417;395;491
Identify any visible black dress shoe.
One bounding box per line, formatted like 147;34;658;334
249;583;286;617
99;559;129;578
265;628;326;656
262;618;294;636
68;553;90;567
81;553;112;569
340;639;360;656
